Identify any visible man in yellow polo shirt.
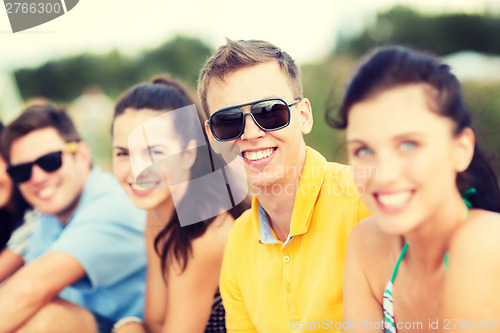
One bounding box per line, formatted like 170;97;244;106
199;39;370;332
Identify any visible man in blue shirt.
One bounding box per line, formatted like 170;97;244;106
0;103;146;333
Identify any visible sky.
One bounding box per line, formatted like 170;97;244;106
0;0;499;71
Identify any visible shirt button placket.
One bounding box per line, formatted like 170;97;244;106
282;248;299;318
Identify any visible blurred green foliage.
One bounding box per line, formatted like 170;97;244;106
335;5;500;56
14;35;212;102
302;56;356;165
462;82;500;174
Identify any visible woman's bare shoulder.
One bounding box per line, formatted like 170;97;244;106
451;209;500;252
350;217;398;252
345;217;404;306
348;217;403;275
443;210;500;317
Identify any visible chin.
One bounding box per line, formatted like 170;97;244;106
129;197;153;211
377;216;418;235
39;206;64;217
248;177;276;190
132;195;167;212
0;197;9;208
0;184;12;207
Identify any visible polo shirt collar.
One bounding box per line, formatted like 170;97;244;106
258;204;278;244
289;147;327;236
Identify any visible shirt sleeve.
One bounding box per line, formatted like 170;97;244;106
49;199;146;291
219;229;258;333
357;197;372;221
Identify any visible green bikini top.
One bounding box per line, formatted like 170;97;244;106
392;187;476;280
383;189;475;333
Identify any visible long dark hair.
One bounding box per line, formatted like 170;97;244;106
114;76;250;273
0;122;30;249
328;45;500;212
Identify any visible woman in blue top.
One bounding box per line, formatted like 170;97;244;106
329;46;500;332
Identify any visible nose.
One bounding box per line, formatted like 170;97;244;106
122;164;134;184
239;113;265;141
373;152;400;186
29;164;52;183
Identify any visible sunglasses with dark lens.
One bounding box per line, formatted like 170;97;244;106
7;142;79;184
208;98;301;141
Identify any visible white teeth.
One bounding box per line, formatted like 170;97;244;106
39;185;56;199
243;148;274;161
131;183;150;191
377;191;412;207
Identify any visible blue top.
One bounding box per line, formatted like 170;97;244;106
25;168;147;321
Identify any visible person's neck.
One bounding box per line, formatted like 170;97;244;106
148;197;176;230
257;185;297;242
253;166;305;242
403;190;469;273
55;168;91;225
56;192;82;225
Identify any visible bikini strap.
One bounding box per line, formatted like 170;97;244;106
390;189;475;277
390;242;408;283
443;188;475;271
462;188;476;211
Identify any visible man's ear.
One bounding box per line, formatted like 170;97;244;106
76;141;92;167
298;98;313;135
205;121;215;142
454;127;475;173
205;121;224;154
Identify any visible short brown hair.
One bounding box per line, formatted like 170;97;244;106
1;103;81;164
197;38;303;116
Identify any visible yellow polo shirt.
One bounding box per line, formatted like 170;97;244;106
220;147;370;332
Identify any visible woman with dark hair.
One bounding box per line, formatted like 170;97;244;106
330;46;500;332
0;121;33;281
111;76;249;333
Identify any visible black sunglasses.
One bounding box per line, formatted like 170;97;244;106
7;142;79;184
208;98;301;141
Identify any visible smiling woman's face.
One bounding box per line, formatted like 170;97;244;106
0;155;13;209
346;83;470;234
112;108;184;211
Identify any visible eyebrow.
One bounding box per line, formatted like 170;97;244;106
347;132;425;144
346;139;366;145
392;132;425;141
145;144;166;149
113;146;128;150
